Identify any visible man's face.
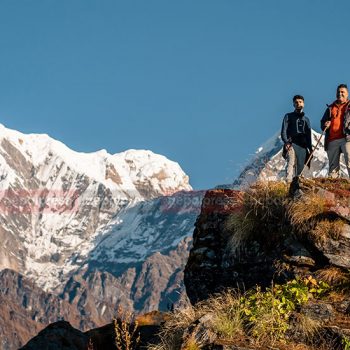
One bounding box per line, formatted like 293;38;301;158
337;87;349;103
293;98;304;111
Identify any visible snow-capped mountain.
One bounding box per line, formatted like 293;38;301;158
233;129;347;188
0;124;197;321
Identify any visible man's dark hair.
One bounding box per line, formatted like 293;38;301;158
293;95;304;102
337;84;348;91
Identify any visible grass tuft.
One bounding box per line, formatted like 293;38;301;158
147;306;200;350
288;192;326;230
206;290;245;340
311;219;345;243
182;334;203;350
225;181;288;253
292;312;322;340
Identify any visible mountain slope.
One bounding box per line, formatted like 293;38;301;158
0;124;191;292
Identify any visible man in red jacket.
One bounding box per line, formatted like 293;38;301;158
321;84;350;177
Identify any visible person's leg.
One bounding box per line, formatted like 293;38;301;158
341;138;350;177
286;146;296;181
327;139;342;177
292;143;307;176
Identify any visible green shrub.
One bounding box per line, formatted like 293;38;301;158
212;277;329;345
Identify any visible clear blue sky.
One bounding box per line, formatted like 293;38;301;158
0;0;349;189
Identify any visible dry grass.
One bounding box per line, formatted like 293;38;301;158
161;306;198;330
288;192;327;230
285;345;311;350
113;306;140;350
315;267;350;299
225;211;256;253
208;288;288;346
148;291;245;350
243;181;288;220
316;267;348;285
310;219;345;243
292;312;322;340
206;290;245;340
182;334;203;350
147;306;200;350
225;181;288;253
277;343;337;350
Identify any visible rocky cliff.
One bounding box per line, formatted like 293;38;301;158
182;177;350;349
185;177;350;302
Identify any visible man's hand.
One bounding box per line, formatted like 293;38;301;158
285;143;292;151
325;121;331;128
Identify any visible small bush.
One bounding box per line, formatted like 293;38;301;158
150;277;330;350
242;286;289;344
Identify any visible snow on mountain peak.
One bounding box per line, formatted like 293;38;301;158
234;129;343;188
0;123;191;195
0;123;192;291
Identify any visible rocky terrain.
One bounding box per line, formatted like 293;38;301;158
1;123;347;348
185;177;350;302
22;177;350;349
182;177;350;349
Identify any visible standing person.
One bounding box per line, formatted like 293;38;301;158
281;95;313;181
321;84;350;177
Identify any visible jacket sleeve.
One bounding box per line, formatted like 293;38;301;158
320;108;330;131
305;117;312;150
281;114;289;144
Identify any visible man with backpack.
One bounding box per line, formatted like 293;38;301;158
281;95;313;181
321;84;350;177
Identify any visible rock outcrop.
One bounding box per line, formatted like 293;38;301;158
20;318;162;350
181;178;350;349
185;177;350;304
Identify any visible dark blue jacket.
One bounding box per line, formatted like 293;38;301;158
281;111;312;150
